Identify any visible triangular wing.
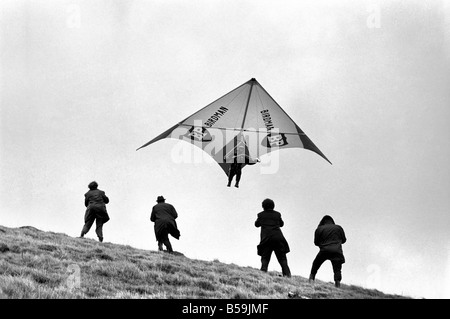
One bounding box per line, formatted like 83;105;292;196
137;78;331;175
240;79;331;165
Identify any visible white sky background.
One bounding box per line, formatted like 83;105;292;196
1;0;449;299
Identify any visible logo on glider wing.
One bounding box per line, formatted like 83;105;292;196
262;133;288;148
260;109;288;148
185;126;213;142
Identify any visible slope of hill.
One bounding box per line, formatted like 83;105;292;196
0;225;410;299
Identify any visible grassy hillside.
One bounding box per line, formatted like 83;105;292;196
0;225;409;299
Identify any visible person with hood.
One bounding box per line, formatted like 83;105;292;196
255;198;291;277
150;196;180;253
80;181;110;242
309;215;347;287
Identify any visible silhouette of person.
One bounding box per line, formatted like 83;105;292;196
255;198;291;277
80;181;110;242
150;196;180;253
309;215;347;287
224;142;259;188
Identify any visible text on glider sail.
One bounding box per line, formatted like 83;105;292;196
261;109;274;131
204;106;229;127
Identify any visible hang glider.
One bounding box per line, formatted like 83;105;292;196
137;78;331;175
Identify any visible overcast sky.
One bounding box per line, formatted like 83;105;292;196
1;0;449;299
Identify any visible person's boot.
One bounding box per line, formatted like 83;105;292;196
164;240;173;253
334;271;342;288
260;259;269;273
235;183;239;188
227;182;231;187
98;236;103;242
309;274;315;284
280;260;291;278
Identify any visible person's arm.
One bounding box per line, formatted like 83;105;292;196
340;226;347;244
102;192;109;204
150;208;156;222
255;215;261;227
245;154;260;165
84;196;89;207
314;228;320;246
171;205;178;219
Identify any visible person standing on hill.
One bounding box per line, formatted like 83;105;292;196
80;181;110;242
255;198;291;277
309;215;347;288
150;196;180;253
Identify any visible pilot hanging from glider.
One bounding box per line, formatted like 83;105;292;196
223;134;260;188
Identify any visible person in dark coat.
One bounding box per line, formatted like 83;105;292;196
255;198;291;277
309;215;347;287
80;181;110;242
150;196;180;253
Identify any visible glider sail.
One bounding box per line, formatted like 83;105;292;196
137;78;331;174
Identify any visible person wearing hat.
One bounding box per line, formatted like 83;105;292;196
80;181;110;242
150;196;180;253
